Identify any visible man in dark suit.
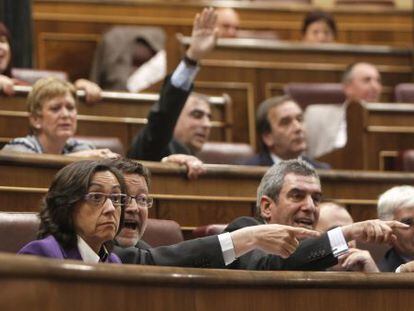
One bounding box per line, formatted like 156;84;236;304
113;157;405;270
244;95;329;169
225;159;406;270
377;186;414;272
112;158;320;267
127;8;215;163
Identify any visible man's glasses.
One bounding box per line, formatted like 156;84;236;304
84;192;127;208
400;217;414;227
126;194;153;208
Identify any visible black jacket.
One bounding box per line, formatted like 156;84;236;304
128;75;193;160
225;216;338;271
113;236;225;268
378;247;406;272
244;152;331;169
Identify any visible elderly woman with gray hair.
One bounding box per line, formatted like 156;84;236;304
377;185;414;272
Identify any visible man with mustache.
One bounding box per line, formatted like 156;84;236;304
113;158;406;270
244;96;329;169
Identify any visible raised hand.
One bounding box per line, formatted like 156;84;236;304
231;224;320;259
342;219;409;244
186;7;218;61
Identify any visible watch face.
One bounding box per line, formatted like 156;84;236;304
184;55;198;66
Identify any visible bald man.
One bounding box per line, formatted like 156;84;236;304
304;62;383;158
316;202;378;272
216;8;240;38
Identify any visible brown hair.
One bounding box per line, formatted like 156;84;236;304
301;10;337;38
0;22;12;76
38;160;127;250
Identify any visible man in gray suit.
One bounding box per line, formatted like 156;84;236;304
304;62;382;158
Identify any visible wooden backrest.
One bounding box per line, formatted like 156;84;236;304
3;152;414;227
74;136;125;156
11;68;68;84
284;83;346;110
0;86;233;147
198;142;254;165
178;35;412;150
316;101;414;170
0;212;39;253
143;219;184;247
395;83;414;103
0;211;183;252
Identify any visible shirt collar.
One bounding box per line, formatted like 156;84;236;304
77;236;109;263
269;153;302;165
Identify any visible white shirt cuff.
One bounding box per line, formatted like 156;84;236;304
170;61;199;91
218;232;236;265
327;227;349;258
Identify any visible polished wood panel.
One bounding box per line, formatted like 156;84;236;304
31;0;413;82
2;85;230;120
33;0;413;82
32;0;413;148
318;102;414;170
2;153;414;226
0;86;232;147
2;253;414;311
178;36;413;133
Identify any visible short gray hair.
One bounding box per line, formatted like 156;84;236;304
377;185;414;220
341;62;377;84
256;159;319;217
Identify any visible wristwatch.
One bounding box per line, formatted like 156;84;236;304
183;54;198;67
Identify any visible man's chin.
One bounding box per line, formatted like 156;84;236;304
116;232;139;247
190;140;205;152
293;222;314;230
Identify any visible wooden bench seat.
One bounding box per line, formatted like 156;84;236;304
1;152;414;228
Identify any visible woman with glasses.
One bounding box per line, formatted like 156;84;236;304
18;160;126;263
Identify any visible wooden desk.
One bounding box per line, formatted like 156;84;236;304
1;152;413;227
318;102;414;171
181;37;413;146
0;86;232;147
32;0;413;146
178;36;413;148
1;253;414;311
33;0;413;81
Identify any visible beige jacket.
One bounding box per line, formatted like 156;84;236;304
304;103;347;159
90;26;165;91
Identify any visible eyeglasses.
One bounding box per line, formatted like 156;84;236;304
126;194;153;208
400;217;414;227
84;192;127;208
